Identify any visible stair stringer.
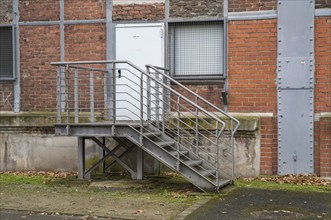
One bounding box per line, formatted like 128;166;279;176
114;125;230;192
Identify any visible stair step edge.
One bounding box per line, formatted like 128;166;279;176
184;160;203;167
155;141;175;147
143;132;162;137
169;150;189;156
199;170;217;177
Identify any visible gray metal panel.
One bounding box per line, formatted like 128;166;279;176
277;0;315;175
277;57;314;89
278;89;314;174
278;0;314;58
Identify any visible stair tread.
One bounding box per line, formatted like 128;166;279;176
143;131;162;137
184;160;203;167
169;150;189;156
199;169;216;177
155;141;175;147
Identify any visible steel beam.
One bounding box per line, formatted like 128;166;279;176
13;0;20;113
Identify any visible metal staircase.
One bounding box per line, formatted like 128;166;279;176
51;60;240;192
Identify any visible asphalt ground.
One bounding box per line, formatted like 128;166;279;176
185;188;331;220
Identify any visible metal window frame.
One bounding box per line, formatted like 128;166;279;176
0;24;15;80
167;19;227;81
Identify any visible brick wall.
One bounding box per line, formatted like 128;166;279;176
64;0;106;20
319;117;331;177
0;0;12;23
315;0;331;9
228;20;277;113
314;17;331;177
113;3;164;20
65;24;106;61
315;17;331;114
19;0;60;21
169;0;223;18
19;26;60;111
172;84;224;112
228;0;277;12
260;117;277;175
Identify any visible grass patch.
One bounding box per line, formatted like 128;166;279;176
0;174;49;185
235;179;331;193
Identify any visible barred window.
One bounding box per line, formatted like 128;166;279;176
0;26;14;79
169;21;224;78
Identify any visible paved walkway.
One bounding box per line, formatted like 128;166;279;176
185;188;331;220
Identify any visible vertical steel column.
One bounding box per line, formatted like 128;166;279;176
78;137;86;179
176;96;181;171
277;0;315;175
13;0;20;113
106;0;114;123
223;0;229;112
146;68;151;123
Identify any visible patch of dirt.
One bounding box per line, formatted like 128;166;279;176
241;174;331;187
250;210;305;219
0;172;201;220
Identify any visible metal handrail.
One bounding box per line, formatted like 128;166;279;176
146;64;240;135
51;60;239;187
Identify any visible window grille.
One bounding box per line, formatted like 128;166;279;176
0;26;14;79
169;21;224;78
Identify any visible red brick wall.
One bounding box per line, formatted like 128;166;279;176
260;117;277;175
65;24;106;61
20;26;60;111
315;17;331;114
0;82;13;111
19;0;60;21
113;3;165;20
228;0;277;12
314;17;331;177
64;0;106;20
319;117;331;177
228;19;277;113
172;84;224;112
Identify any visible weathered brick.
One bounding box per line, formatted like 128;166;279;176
113;3;164;20
170;0;223;18
19;26;60;111
315;0;331;9
228;0;277;12
64;0;106;20
19;0;60;21
0;0;12;24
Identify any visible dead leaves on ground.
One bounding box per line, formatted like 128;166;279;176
0;171;77;178
241;174;331;187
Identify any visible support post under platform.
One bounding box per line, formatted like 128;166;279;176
136;147;144;180
78;137;85;179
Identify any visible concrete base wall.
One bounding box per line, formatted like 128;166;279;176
0;113;262;177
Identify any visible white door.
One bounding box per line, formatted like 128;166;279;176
115;23;164;121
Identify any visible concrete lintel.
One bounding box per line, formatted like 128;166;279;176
315;8;331;17
228;10;277;20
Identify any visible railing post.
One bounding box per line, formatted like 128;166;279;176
216;121;220;191
90;70;95;122
146;67;151;123
74;68;79;123
140;71;144;146
56;66;61;124
155;71;160;129
195;97;199;154
231;120;235;181
112;63;116;134
65;65;70;135
176;96;181;171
